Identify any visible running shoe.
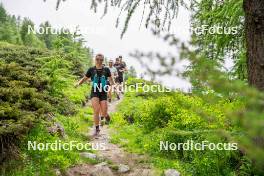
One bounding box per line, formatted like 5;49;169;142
92;128;100;137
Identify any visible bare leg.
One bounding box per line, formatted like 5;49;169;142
100;100;111;124
91;97;100;126
108;85;112;101
115;83;121;99
100;100;108;118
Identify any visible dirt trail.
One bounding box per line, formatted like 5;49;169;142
66;97;157;176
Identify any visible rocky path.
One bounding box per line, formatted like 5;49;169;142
66;97;160;176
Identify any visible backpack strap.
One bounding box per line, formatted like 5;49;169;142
93;66;97;76
102;66;106;77
93;66;107;78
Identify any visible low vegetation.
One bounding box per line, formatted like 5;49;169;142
110;78;257;176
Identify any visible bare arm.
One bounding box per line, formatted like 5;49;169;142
114;70;118;77
120;65;128;72
109;75;114;86
75;76;89;87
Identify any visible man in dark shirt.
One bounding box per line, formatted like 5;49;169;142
75;54;114;136
115;56;127;93
114;57;126;84
119;55;127;69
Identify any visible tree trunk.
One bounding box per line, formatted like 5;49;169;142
243;0;264;91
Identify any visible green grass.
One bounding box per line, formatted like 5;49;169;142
3;104;94;176
110;118;189;176
109;86;248;176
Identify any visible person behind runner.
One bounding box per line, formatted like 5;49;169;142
114;58;123;92
114;57;127;92
107;59;120;102
119;55;127;69
118;56;127;92
75;54;114;136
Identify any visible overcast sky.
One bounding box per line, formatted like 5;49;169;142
1;0;192;91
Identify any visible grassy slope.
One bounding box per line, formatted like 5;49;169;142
109;78;248;176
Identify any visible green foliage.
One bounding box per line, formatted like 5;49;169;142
2;1;263;176
54;0;185;38
0;44;53;132
124;66;137;80
37;21;56;49
0;3;93;67
37;56;74;97
51;30;92;75
0;3;94;170
4;105;94;176
191;0;244;58
0;3;92;176
184;45;264;173
21;124;80;171
0;4;22;44
191;0;246;80
20;18;45;48
63;81;89;104
0;3;7;23
111;78;257;175
0;6;92;163
0;38;90;167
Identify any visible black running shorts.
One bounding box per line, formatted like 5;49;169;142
90;91;107;101
116;76;123;83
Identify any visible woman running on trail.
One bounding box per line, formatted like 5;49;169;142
75;54;114;136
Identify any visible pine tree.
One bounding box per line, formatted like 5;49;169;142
20;18;45;48
0;3;7;23
38;21;56;49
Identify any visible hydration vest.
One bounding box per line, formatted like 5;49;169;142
92;66;107;90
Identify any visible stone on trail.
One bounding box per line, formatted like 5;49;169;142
118;164;130;173
80;152;97;160
91;165;114;176
164;169;180;176
97;154;105;161
128;169;156;176
54;168;62;176
95;162;108;167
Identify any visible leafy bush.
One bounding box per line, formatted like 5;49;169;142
111;78;253;175
0;42;88;164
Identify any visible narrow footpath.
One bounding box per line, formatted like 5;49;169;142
66;97;158;176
